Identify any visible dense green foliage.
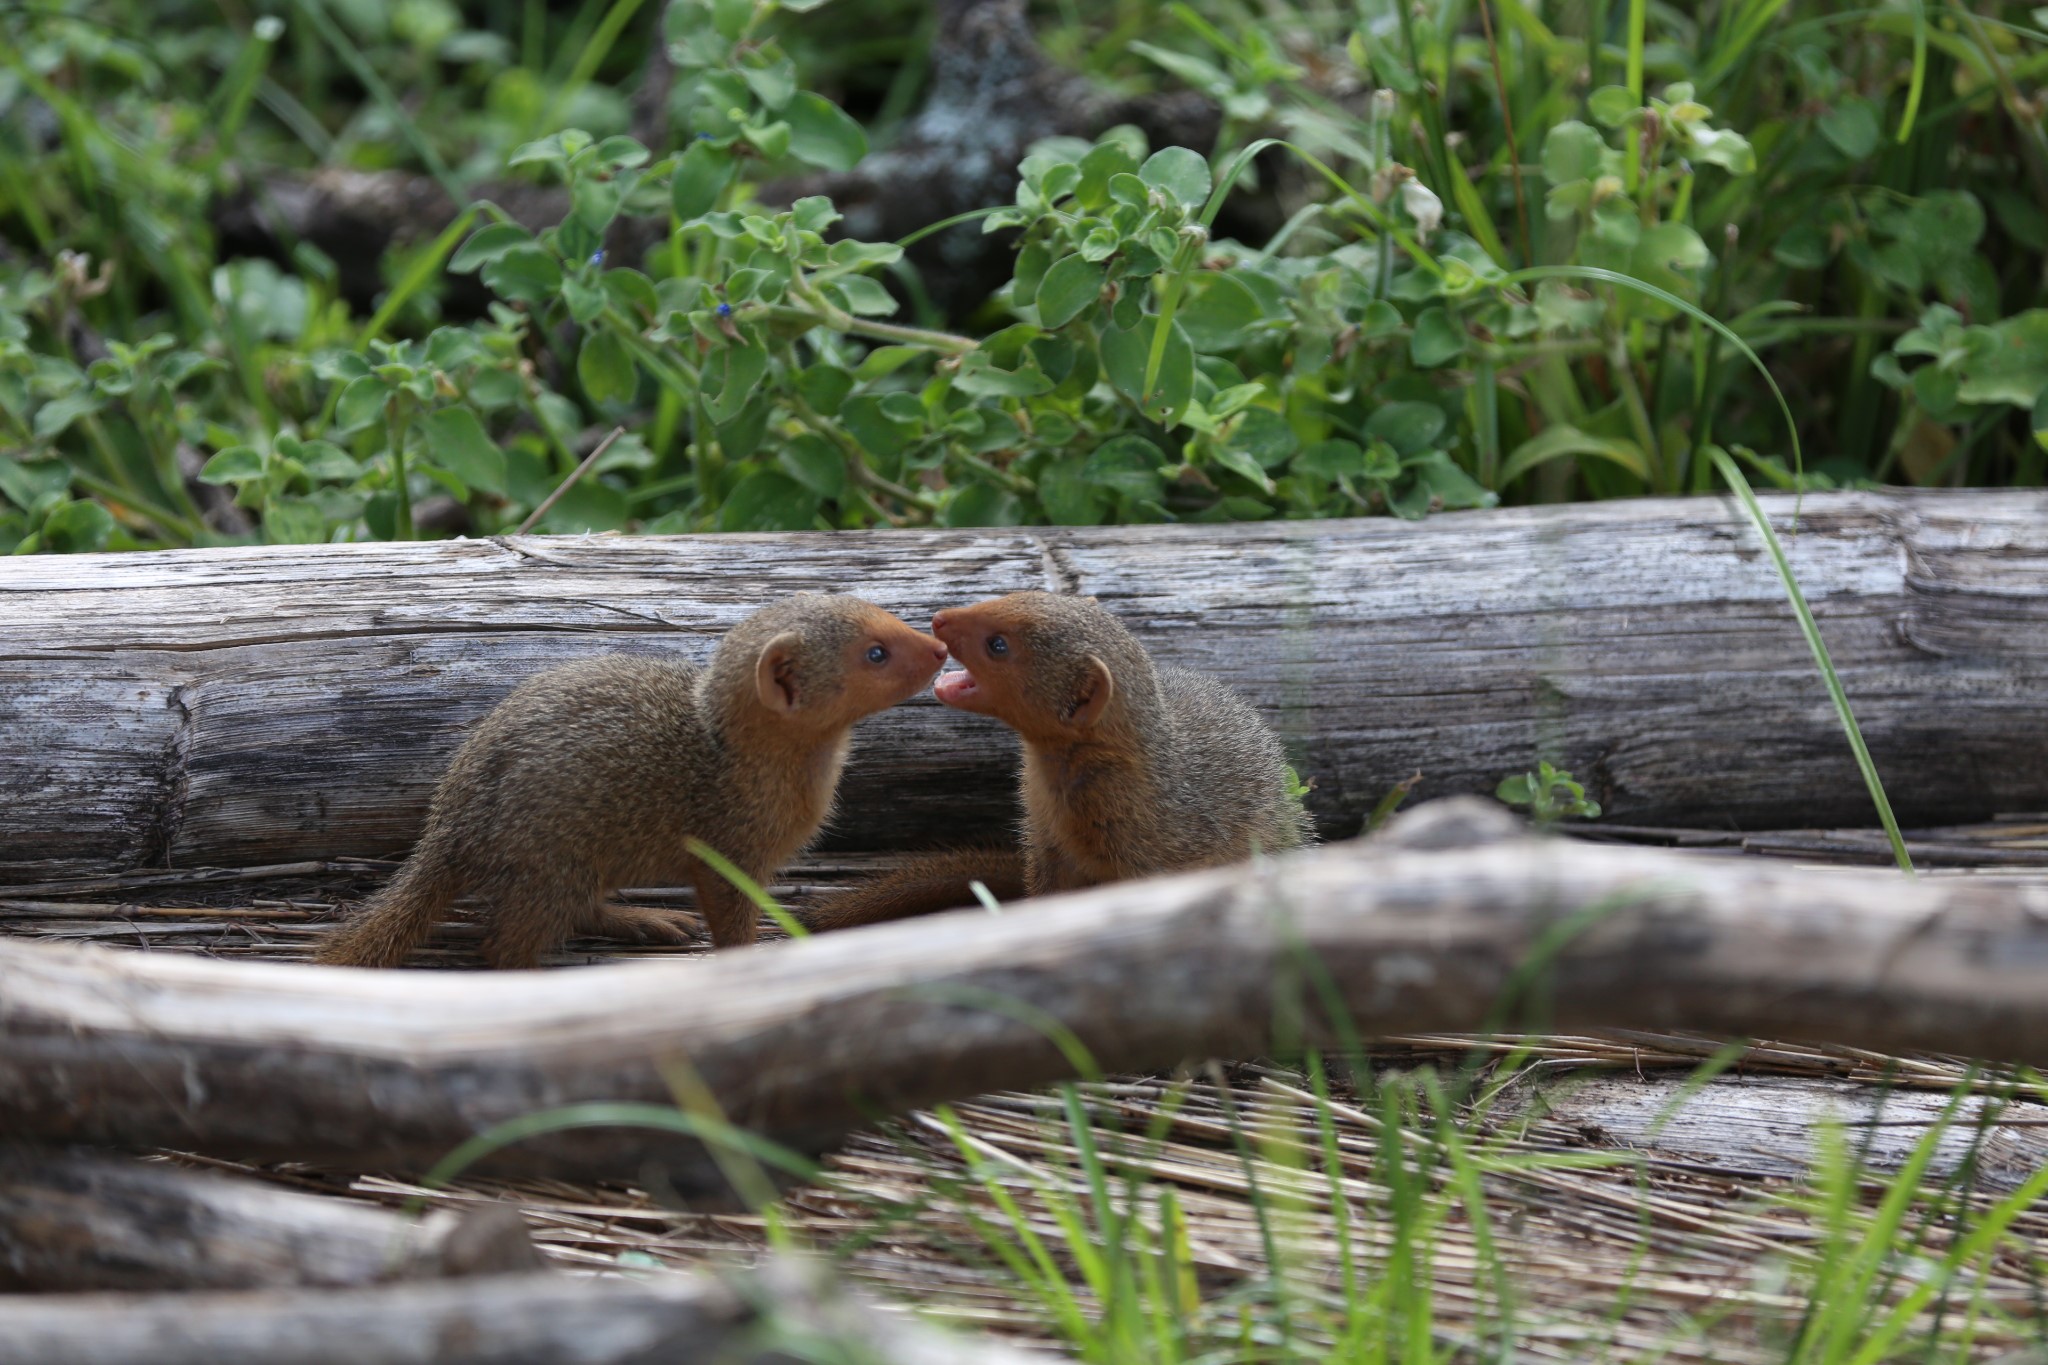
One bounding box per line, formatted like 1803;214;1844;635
1;0;2044;551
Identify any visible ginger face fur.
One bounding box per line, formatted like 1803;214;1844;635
932;590;1311;896
315;595;945;969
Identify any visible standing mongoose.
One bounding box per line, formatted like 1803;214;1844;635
801;591;1311;930
315;595;947;969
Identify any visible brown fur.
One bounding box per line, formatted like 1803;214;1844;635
315;596;945;969
800;591;1310;931
798;849;1028;932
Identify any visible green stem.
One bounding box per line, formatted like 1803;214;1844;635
385;403;413;540
756;294;978;356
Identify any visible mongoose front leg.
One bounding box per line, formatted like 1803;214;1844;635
694;875;761;948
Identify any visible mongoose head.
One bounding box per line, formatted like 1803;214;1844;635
930;592;1152;743
722;595;946;732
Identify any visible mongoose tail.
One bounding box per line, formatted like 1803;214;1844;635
795;848;1027;932
312;837;461;968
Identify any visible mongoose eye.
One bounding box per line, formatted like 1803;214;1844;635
866;644;889;664
987;635;1009;657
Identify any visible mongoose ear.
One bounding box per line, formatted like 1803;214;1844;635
1066;654;1115;728
754;631;804;712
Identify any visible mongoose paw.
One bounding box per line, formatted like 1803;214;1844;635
590;905;702;947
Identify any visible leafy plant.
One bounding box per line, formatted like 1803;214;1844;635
1494;760;1602;823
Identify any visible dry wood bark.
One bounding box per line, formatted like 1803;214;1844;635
0;1257;1038;1365
5;800;2048;1195
1503;1072;2048;1192
0;1148;539;1291
1;489;2043;880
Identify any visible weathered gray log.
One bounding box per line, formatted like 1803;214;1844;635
1506;1073;2048;1191
0;1257;1038;1365
5;800;2048;1194
0;1148;540;1291
2;489;2044;880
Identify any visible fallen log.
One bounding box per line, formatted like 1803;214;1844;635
2;489;2044;879
0;1257;1036;1365
1503;1072;2048;1192
0;1148;539;1291
4;801;2047;1194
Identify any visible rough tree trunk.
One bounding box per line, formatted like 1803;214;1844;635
1;490;2043;879
0;1148;538;1292
5;801;2047;1196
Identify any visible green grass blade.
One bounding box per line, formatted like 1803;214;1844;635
1707;451;1914;874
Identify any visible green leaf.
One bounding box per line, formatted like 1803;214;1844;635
1076;140;1140;210
31;391;103;440
842;394;918;457
791;196;841;235
454;227;540;274
853;346;922;382
718;470;820;531
739;55;797;111
1956;310;2048;408
1083;435;1166;501
562;276;607;325
938;482;1022;528
1587;85;1637;127
1101;317;1196;424
0;457;74;514
577;331;638;408
1036;255;1105;329
296;440;362;481
481;244;563;303
198;445;265;484
1228;407;1297;469
419;407;507;495
1540;121;1604;185
1405;452;1496;512
1293;438;1367;479
1177;273;1262;352
831;276;898;317
261;495;328;545
1038;456;1106;525
39;498;114;553
1408;307;1465;367
951;356;1051;398
704;343;769;425
778;434;846;500
1362;401;1446;457
334;374;391;433
784;92;867;172
1818;97;1880;161
1498;424;1650;486
1139;146;1212;211
671;140;735;221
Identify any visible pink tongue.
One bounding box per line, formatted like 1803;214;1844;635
933;670;978;704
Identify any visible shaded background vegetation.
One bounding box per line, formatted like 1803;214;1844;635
0;0;2042;552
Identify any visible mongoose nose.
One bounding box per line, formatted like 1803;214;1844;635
930;610;951;633
929;639;948;664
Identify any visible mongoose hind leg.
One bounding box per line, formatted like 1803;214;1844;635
478;867;602;969
582;903;700;948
